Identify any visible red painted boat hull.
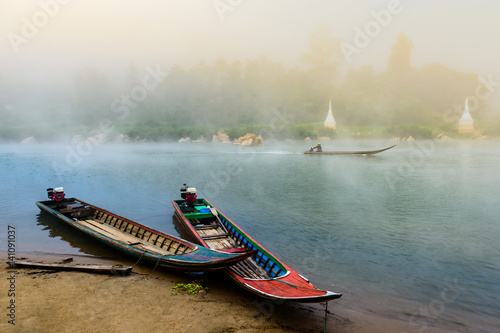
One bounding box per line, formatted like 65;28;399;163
173;198;342;303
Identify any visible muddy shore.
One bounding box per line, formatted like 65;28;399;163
1;252;454;333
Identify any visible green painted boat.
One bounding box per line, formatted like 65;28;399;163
172;188;342;303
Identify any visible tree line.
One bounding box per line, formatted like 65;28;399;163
1;30;496;142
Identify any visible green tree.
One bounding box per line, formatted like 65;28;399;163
387;32;414;76
71;68;112;126
301;26;341;98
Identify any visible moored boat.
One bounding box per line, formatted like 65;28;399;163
304;144;396;155
36;187;255;271
172;186;342;303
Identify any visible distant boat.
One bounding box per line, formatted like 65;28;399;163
36;188;254;271
172;186;342;303
304;144;396;155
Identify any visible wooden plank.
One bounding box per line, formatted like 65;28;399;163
78;220;177;256
198;228;219;236
230;260;256;278
82;220;124;239
11;261;132;275
232;260;262;279
202;231;238;251
241;262;262;278
201;233;229;240
232;261;250;278
205;240;225;251
229;263;248;277
241;258;268;278
194;224;219;230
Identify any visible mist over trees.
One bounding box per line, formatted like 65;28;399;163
1;30;496;142
335;33;486;135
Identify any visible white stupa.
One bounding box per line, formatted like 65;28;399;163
324;100;336;129
458;98;474;133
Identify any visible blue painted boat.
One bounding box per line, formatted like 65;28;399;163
36;191;254;271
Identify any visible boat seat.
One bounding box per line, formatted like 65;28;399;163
194;224;219;230
201;233;229;240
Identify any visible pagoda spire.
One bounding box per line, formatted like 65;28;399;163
324;99;336;129
458;97;474;133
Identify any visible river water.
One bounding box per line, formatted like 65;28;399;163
1;139;499;332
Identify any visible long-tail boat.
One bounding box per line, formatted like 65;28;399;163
304;144;396;155
172;186;342;303
36;188;255;271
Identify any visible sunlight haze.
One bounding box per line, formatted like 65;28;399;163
1;0;500;128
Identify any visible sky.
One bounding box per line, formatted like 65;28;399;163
1;0;500;104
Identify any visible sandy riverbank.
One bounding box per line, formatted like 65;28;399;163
1;252;455;333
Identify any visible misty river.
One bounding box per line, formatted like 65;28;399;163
1;139;499;332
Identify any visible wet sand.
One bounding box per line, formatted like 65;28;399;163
1;252;456;333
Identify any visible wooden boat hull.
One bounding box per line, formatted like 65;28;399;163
172;198;342;303
304;144;396;155
36;198;254;271
11;261;133;275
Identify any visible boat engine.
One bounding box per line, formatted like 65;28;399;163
185;187;197;204
180;184;188;199
47;187;65;202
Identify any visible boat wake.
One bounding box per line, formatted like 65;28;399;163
222;150;301;155
260;151;301;155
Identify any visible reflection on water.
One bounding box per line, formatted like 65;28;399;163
36;212;129;260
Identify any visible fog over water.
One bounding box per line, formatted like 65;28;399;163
2;0;500;124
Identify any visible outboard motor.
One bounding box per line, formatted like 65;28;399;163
180;184;188;199
185;187;197;204
47;187;65;202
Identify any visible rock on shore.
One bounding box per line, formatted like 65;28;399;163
234;133;264;146
212;130;232;144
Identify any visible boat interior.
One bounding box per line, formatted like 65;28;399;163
177;200;287;279
43;199;194;256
